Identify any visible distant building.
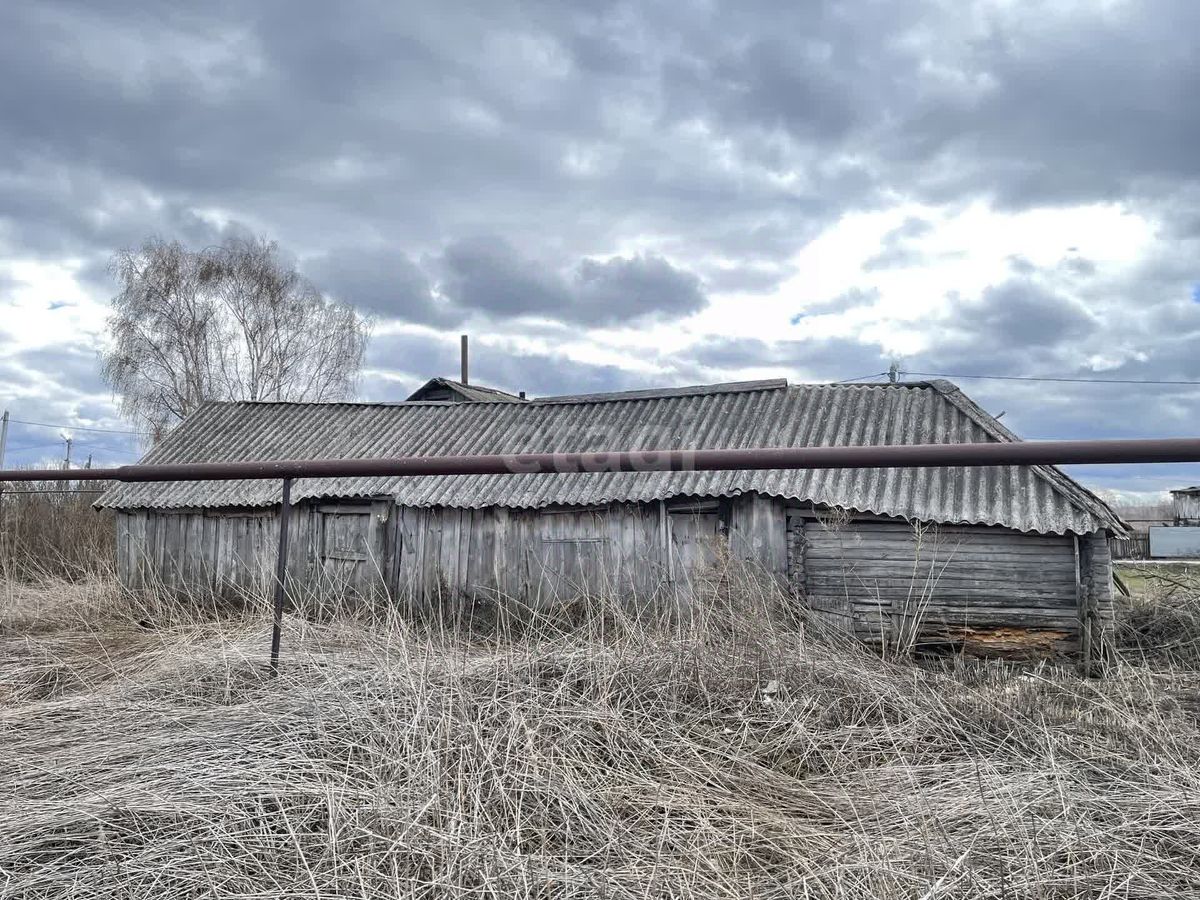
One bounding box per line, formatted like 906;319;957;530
97;378;1126;658
1170;487;1200;526
1146;487;1200;559
1108;504;1173;534
1107;502;1173;560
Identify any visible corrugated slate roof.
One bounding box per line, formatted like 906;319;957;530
97;379;1124;535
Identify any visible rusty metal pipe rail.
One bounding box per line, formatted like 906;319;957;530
4;437;1200;484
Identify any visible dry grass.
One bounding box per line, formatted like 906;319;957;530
2;575;1199;899
1115;564;1200;667
0;482;115;582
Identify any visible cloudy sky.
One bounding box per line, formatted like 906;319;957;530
1;0;1198;498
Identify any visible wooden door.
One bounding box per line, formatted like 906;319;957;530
318;507;378;599
668;509;721;590
529;508;609;605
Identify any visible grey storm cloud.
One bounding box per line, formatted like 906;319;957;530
304;247;446;324
362;331;654;400
11;344;108;397
879;2;1200;215
904;252;1200;480
933;245;1200;386
434;238;707;325
795;287;880;319
863;217;934;271
5;0;1200;285
944;280;1098;349
316;238;709;327
0;340;114;438
574;254;706;320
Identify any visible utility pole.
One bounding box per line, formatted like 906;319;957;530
0;411;7;546
888;361;901;383
63;436;72;470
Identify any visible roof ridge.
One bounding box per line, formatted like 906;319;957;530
407;377;525;403
203;399;410;409
793;380;943;390
532;378;788;404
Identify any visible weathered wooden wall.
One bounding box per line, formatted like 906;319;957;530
118;506;281;596
116;500;392;601
115;494;784;607
381;495;785;607
1078;528;1115;663
793;514;1114;656
115;494;1114;658
390;502;670;606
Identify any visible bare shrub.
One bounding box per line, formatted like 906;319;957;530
1114;567;1200;665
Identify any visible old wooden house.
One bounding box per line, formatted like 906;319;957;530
97;378;1125;654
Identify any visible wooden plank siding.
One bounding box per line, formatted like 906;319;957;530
798;516;1113;656
115;493;1114;657
117;506;300;599
390;502;672;609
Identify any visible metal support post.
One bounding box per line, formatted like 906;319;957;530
0;410;8;548
269;477;293;676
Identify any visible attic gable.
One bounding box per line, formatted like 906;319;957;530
405;378;525;403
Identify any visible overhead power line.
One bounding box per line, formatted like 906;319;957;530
901;371;1200;387
835;371;890;384
8;417;149;435
6;442;67;454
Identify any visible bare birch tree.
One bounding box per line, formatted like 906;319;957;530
102;236;371;437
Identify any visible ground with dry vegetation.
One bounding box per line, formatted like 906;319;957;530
2;569;1200;899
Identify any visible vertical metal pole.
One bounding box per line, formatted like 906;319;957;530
269;477;293;675
0;411;7;552
0;411;9;469
460;333;469;385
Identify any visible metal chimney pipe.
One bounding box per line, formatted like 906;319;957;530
460;334;469;385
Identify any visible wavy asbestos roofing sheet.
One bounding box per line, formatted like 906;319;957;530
97;379;1122;535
